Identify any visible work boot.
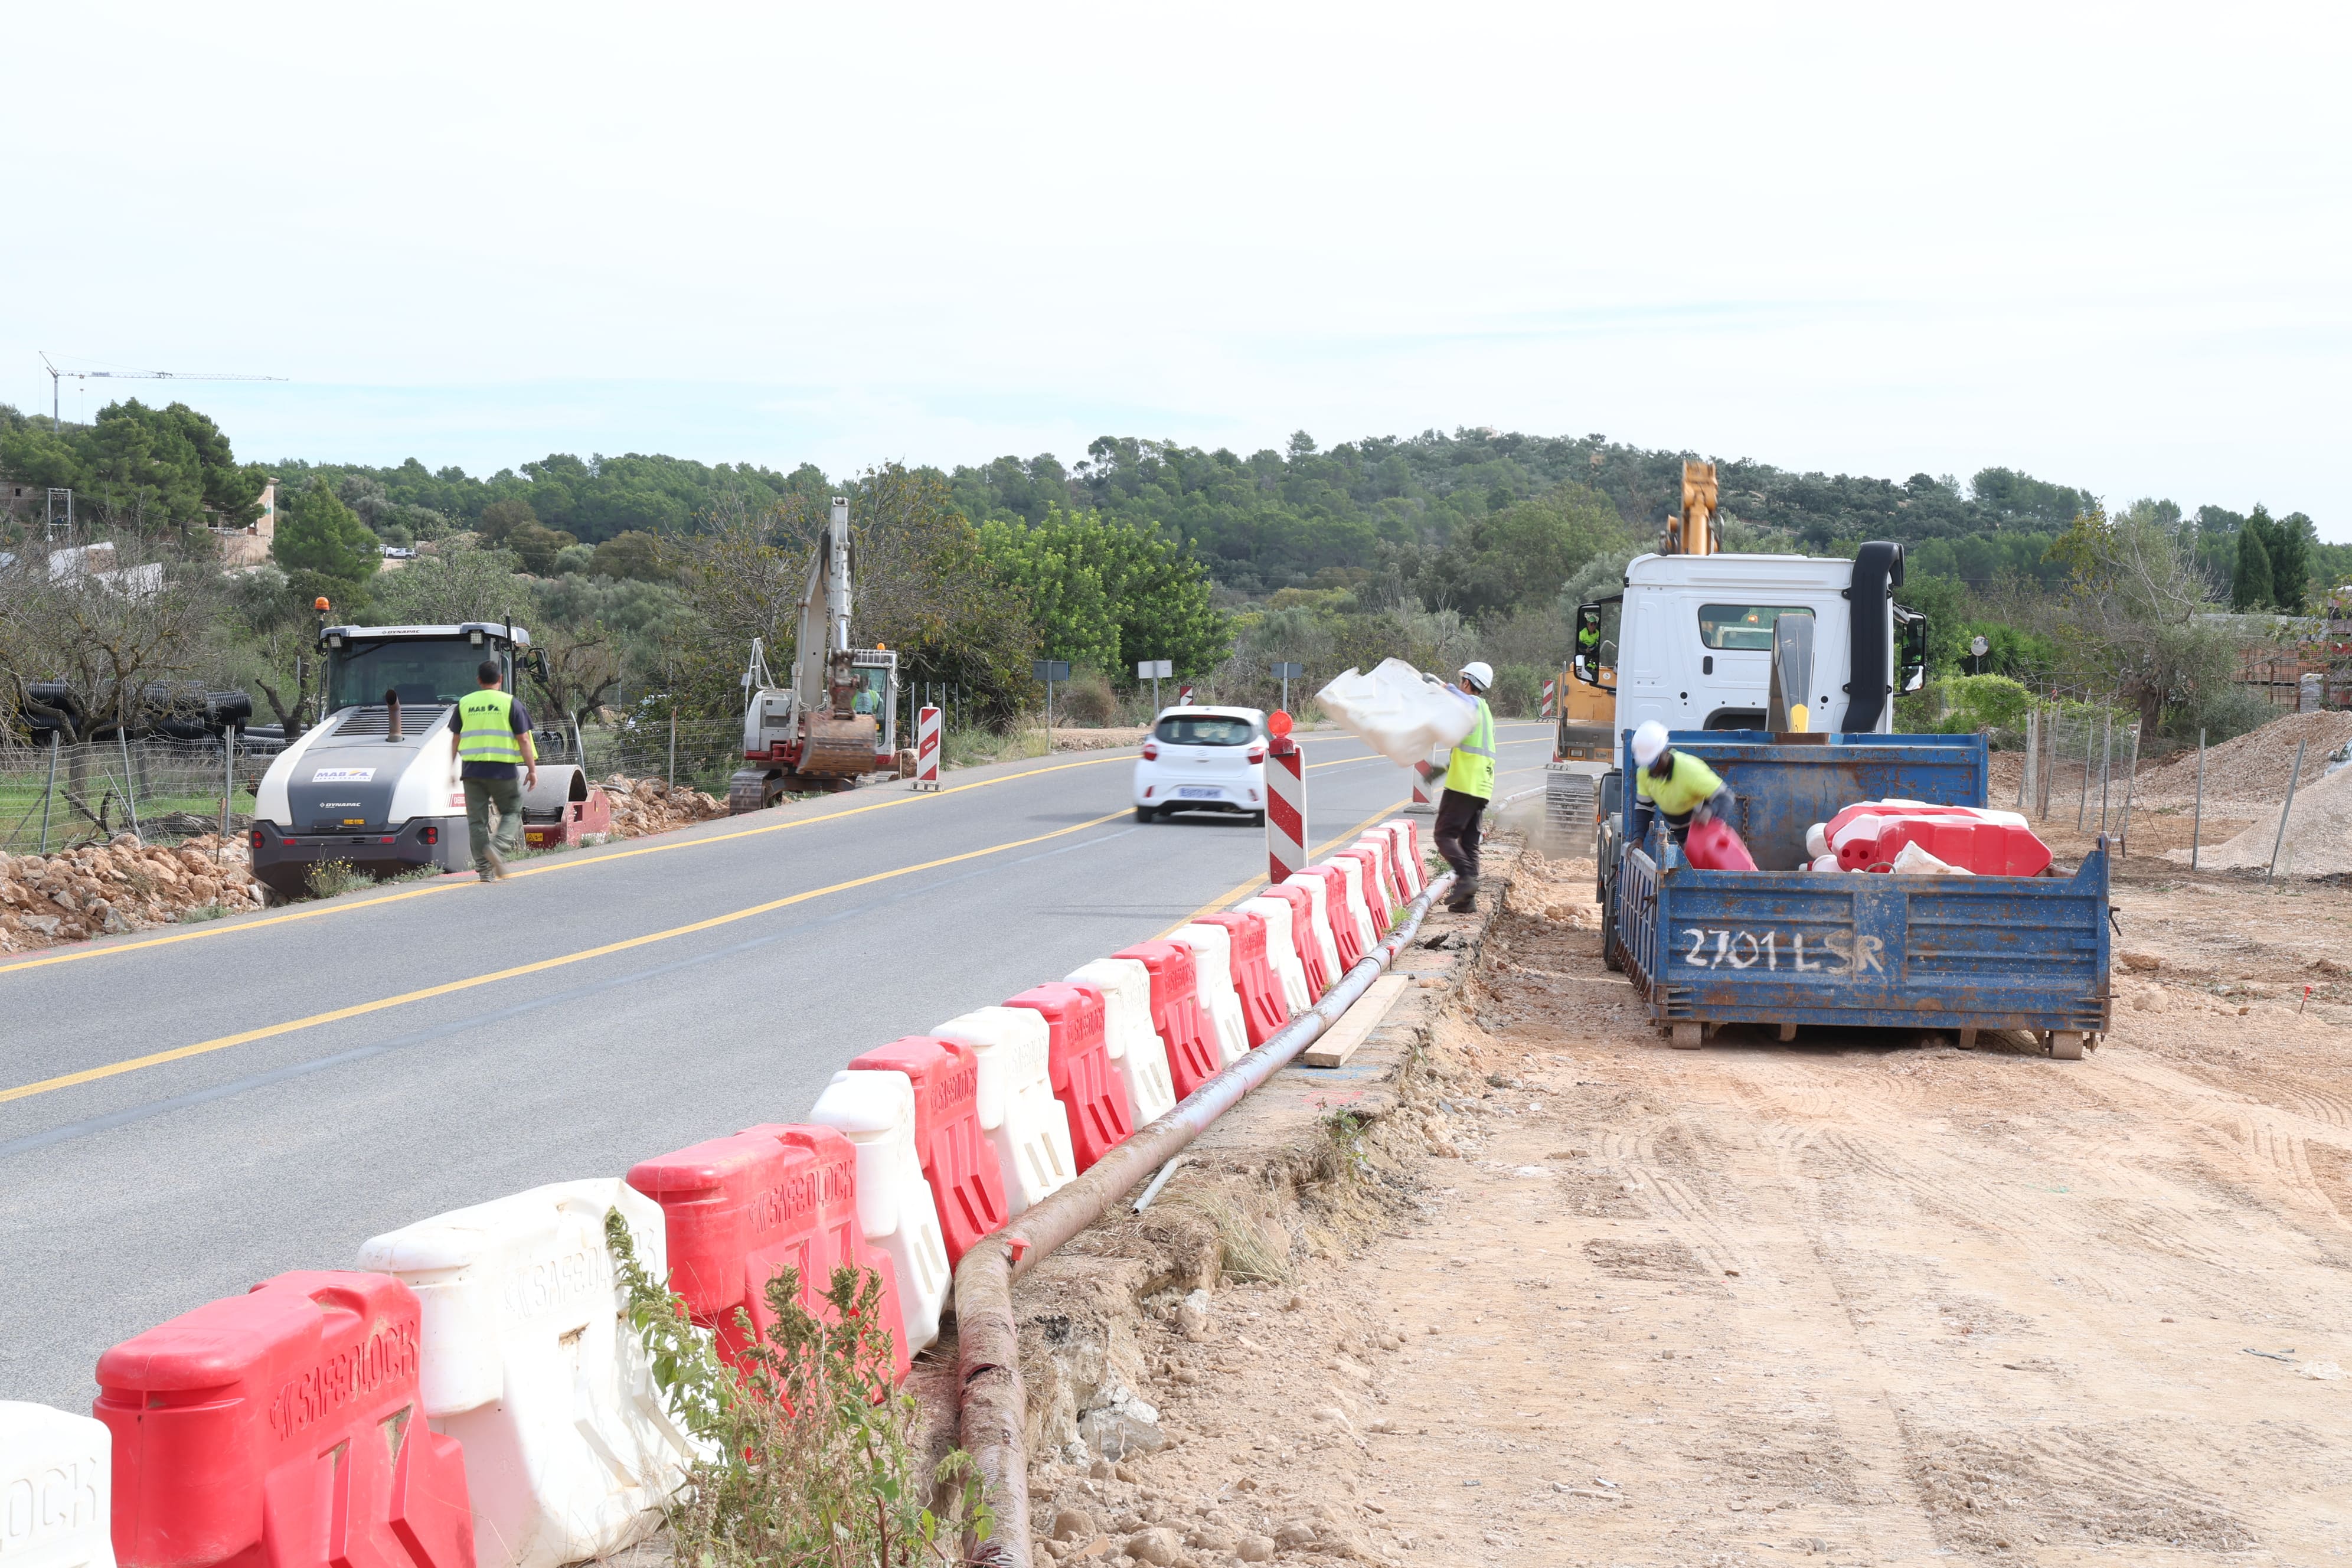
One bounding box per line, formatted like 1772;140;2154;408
1444;875;1479;913
484;844;506;880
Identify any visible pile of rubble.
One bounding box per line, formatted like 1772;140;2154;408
0;834;264;952
597;775;730;838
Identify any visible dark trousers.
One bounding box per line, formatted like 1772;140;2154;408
1433;788;1488;883
462;776;524;873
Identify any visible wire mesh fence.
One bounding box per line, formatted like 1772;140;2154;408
2014;700;2142;851
525;718;747;798
0;737;269;854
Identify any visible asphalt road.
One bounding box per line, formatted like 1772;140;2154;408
0;723;1554;1407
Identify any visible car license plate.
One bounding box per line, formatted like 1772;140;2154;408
1177;787;1221;799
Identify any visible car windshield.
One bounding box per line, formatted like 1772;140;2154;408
1697;605;1813;651
328;641;499;713
1155;715;1256;746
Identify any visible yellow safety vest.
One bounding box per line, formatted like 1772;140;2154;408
1444;696;1495;800
456;689;524;766
1635;749;1724;819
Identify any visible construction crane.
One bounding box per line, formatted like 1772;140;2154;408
39;352;288;432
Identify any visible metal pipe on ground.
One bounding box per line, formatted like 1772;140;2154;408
955;871;1456;1566
2268;738;2309;883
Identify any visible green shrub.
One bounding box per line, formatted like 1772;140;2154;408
304;859;368;899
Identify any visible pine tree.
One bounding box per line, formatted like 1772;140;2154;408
2232;524;2273;612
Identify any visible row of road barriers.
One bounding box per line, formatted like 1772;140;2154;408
0;818;1429;1568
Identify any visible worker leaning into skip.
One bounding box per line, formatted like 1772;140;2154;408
1629;718;1734;848
1423;661;1497;913
449;658;539;882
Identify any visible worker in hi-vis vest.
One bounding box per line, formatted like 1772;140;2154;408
448;658;538;881
1629;719;1733;848
1427;661;1496;913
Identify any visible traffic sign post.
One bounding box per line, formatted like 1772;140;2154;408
912;704;942;790
1138;658;1172;714
1270;661;1304;714
1178;682;1194;707
1033;660;1070;745
1264;709;1306;885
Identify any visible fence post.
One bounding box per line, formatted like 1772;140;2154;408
220;728;236;860
2097;712;2112;835
2190;727;2206;871
2117;720;2140;857
667;707;677;792
2019;708;2037;809
119;730;142;839
2076;710;2090;831
2269;737;2309;881
40;733;58;854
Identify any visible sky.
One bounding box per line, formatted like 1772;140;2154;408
6;3;2350;532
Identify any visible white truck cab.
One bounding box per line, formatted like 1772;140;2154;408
1574;541;1924;756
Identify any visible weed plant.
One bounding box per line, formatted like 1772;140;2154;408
603;1211;993;1567
303;859;367;899
175;903;229;923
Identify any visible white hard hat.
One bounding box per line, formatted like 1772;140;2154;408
1458;661;1494;692
1631;719;1670;766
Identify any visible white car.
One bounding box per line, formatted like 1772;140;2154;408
1133;705;1267;824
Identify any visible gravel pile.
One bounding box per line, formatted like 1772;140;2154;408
0;833;264;951
2126;710;2352;815
598;775;730;837
2174;761;2352;876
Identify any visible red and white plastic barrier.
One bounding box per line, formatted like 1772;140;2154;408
1818;801;2050;877
0;1402;112;1568
1066;958;1178;1124
1265;738;1306;886
1240;894;1314;1015
809;1072;955;1353
932;1007;1077;1214
1282;870;1347;984
845;1037;1008;1267
1112;940;1224;1099
1004;984;1135;1173
1171;923;1251;1064
1200;910;1286;1048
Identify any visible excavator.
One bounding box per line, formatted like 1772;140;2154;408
728;496;904;813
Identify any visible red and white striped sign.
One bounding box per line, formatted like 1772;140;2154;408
1408;749;1438;813
1178;683;1195;707
1265;738;1306;885
1540;677;1556;717
913;704;942;791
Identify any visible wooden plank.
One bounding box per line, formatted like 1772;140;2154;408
1303;974;1410;1068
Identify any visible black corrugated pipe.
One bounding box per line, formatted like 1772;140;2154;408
955;872;1455;1564
1844;541;1905;732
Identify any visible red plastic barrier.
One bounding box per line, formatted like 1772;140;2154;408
1872;816;2052;877
1358;832;1409;906
628;1126;909;1380
96;1270;473;1568
1113;940;1221;1099
1199;911;1285;1047
1302;864;1365;970
747;1124;912;1381
1683;817;1758;871
847;1035;1009;1266
1004;982;1135;1171
1265;882;1330;997
1335;848;1391;937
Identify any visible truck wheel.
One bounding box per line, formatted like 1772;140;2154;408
2050;1030;2085;1061
1670;1022;1703;1050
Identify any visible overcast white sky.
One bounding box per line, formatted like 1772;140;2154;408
6;4;2348;531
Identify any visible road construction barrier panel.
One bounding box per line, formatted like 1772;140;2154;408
1110;942;1222;1100
741;1124;912;1381
1239;894;1313;1015
1380;819;1426;896
1066;958;1177;1125
845;1037;1008;1267
931;1007;1076;1216
628;1127;909;1381
1280;871;1348;986
1260;882;1331;998
912;705;941;791
1265;740;1306;885
95;1271;473;1568
808;1073;953;1355
1004;983;1135;1172
1200;911;1285;1046
0;1402;112;1568
1170;923;1250;1065
1337;845;1394;935
1318;857;1378;959
355;1182;694;1568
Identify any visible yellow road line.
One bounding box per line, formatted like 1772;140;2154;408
0;751;1136;977
0;806;1133;1107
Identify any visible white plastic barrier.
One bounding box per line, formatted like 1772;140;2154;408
0;1402;112;1568
1380;818;1426;895
1239;895;1312;1016
933;1005;1075;1214
1171;923;1250;1064
1324;856;1378;953
355;1181;695;1568
1282;870;1345;985
1067;958;1177;1123
1314;658;1478;767
1355;833;1404;912
810;1069;953;1352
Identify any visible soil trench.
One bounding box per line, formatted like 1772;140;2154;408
1034;838;2352;1567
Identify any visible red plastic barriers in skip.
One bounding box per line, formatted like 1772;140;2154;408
1198;912;1286;1047
1112;941;1221;1100
1004;983;1134;1172
96;1270;475;1568
627;1126;909;1382
847;1036;1008;1266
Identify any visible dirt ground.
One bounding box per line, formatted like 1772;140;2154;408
1033;830;2352;1567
